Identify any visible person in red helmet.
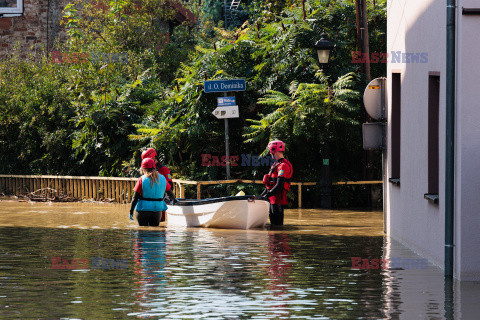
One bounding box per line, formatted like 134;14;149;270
260;140;293;226
141;148;177;221
129;158;171;226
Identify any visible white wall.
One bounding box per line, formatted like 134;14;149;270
455;0;480;281
387;0;480;281
383;238;480;318
387;0;445;270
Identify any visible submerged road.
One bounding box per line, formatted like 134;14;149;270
0;200;477;319
0;200;383;236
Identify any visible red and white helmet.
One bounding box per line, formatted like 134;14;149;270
141;158;155;169
267;140;285;154
141;147;157;160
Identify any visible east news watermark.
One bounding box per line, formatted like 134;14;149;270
51;257;129;270
50;51;129;64
351;257;428;270
352;51;429;64
202;154;276;167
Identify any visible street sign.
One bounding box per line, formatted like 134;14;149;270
217;96;236;106
212;106;239;119
204;79;246;93
363;77;387;121
205;83;244;180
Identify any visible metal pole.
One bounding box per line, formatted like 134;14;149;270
356;0;374;207
225;118;231;179
224;92;231;179
445;0;456;278
444;278;454;320
320;142;331;209
381;77;387;234
362;0;373;208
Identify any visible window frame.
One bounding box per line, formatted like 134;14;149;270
0;0;23;15
427;72;440;197
390;72;402;181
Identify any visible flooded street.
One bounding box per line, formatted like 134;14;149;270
0;200;478;319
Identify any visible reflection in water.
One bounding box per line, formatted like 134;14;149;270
266;234;292;319
132;230;168;308
381;238;468;320
0;200;479;319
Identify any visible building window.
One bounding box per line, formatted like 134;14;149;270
391;73;401;180
0;0;23;14
428;74;440;195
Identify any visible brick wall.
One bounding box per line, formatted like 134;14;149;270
0;0;196;60
0;0;69;60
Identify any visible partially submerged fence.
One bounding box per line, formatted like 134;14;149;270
0;175;137;203
193;180;318;208
0;175;381;208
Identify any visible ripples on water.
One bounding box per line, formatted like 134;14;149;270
0;201;476;319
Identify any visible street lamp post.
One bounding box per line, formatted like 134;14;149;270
313;32;333;209
313;32;334;67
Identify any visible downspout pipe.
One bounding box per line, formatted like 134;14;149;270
445;0;456;278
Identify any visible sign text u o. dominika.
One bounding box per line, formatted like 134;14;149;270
204;79;246;93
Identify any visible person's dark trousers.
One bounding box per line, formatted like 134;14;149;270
269;204;284;226
136;211;161;226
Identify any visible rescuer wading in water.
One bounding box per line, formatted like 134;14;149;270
129;158;170;226
141;148;177;221
260;140;293;226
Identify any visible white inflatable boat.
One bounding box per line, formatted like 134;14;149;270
166;196;270;229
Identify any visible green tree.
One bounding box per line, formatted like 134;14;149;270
244;72;361;179
0;0;386;206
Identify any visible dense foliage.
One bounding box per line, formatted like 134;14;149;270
0;0;386;204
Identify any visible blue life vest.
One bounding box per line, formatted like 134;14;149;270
135;175;168;212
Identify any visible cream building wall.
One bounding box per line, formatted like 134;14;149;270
386;0;480;281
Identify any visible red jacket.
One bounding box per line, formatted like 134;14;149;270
263;158;293;205
156;163;173;188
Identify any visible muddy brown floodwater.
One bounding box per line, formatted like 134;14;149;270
0;200;384;235
0;200;478;319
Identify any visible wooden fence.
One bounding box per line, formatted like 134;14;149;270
0;175;137;203
0;175;381;208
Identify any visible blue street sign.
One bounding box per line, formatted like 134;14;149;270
204;79;246;93
217;96;236;106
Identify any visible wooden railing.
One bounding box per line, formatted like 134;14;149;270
0;175;138;203
0;175;382;207
193;180;319;208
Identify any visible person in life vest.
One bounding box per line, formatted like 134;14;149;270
129;158;171;226
141;148;177;222
260;140;293;226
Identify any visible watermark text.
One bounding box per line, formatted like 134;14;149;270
51;51;129;64
51;257;129;270
352;51;429;64
351;257;428;270
201;154;275;167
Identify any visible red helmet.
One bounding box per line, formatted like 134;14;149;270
141;147;157;159
141;158;155;169
267;140;285;154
